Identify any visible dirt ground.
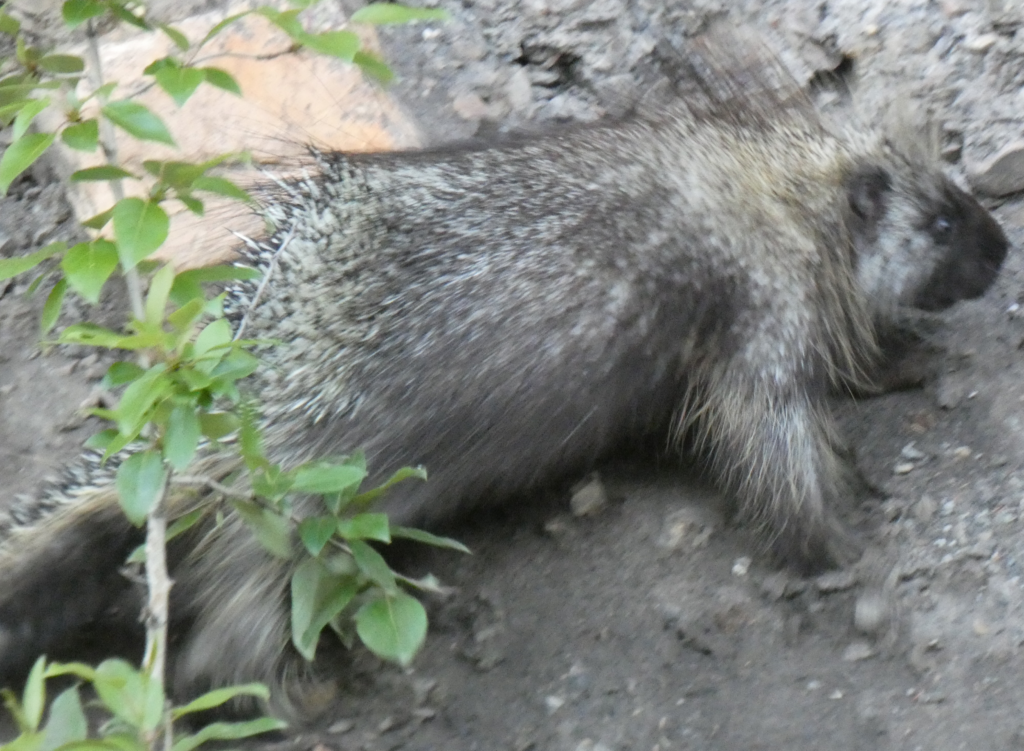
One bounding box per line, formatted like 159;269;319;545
4;1;1024;750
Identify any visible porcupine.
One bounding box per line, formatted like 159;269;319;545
0;32;1009;713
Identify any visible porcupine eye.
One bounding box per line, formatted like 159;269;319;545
930;214;953;243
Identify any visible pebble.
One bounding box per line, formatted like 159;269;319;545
570;474;608;517
731;556;751;577
967;140;1024;197
854;590;888;634
545;694;566;714
815;569;857;593
901;442;927;460
894;462;915;475
914;495;936;523
842;641;876;661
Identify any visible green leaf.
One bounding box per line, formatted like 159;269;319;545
353;50;394;85
116;450;167;526
336;512;390;543
61;239;118;304
145;262;175;324
166;508;204;542
209;348;259;382
23;656;46;731
102;100;175;146
41;278;66;334
193;175;250;202
350;3;448;24
348;539;396;593
232;500;291;559
70;165;136;181
256;7;303;38
61;119;99;151
82;205;114;230
170;264;258;306
40;686;87;751
84;428;118;451
391;526;470;553
198;411;238;440
58;322;134;349
238;401;265;472
178;194;204;215
158;24;189;51
37;54;85;74
298;30;359;61
354;592;427;666
0;10;21;36
351;465;426;507
166;294;204;327
62;0;105;29
43;662;96;682
93;659;164;731
200;67;241;96
0;132;55;195
154;64;206;107
192;318;232;373
12;98;51;142
164;404;200;470
107;2;148;30
198;11;252;50
0;241;65;281
103;361;146;388
55;736;147;751
170;683;269;719
292;461;365;496
112;197;169;269
290;557;358;660
298;516;337;557
114;364;171;435
171;717;286;751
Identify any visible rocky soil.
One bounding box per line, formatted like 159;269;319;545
3;1;1024;750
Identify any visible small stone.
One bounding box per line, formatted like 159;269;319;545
452;92;491;120
412;707;436;722
542;515;571;537
412;677;437;706
327;719;355;734
963;33;998;51
731;556;751;577
968;141;1024;197
901;442;927;460
815;569;856;593
854;590;888;634
952;446;972;460
894;462;915;475
570;474;608;517
842;641;876;661
505;68;533;111
973;618;990;636
829;689;844;700
544;694;565;714
760;572;789;601
914;495;936;523
806;679;822;691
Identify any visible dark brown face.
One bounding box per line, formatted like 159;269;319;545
911;183;1009;311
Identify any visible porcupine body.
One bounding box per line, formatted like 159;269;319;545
0;36;1009;713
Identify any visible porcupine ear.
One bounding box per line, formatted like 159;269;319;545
846;164;892;225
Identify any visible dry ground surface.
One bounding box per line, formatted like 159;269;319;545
3;1;1024;750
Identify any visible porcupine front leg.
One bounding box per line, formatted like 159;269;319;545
687;360;861;574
